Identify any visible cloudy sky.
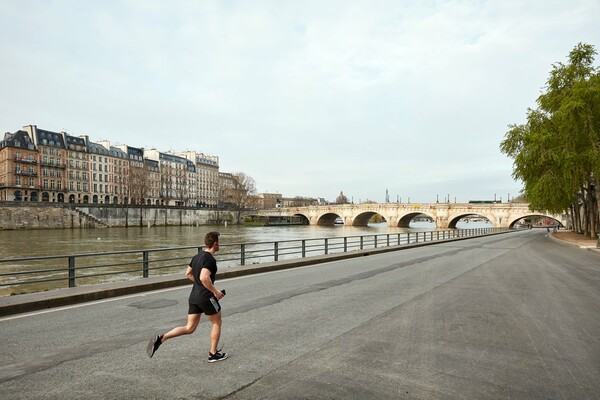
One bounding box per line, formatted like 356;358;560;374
1;1;598;203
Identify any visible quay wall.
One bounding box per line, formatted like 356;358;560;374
0;203;238;230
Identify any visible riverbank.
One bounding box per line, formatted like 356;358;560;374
0;202;237;229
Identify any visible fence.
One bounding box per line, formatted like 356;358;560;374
0;227;508;295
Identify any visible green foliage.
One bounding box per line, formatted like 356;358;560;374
500;43;600;221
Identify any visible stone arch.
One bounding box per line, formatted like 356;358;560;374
508;214;565;229
351;211;387;226
317;212;342;226
396;212;435;228
41;192;50;202
293;213;310;225
448;213;494;229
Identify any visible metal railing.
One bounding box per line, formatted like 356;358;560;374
0;227;508;294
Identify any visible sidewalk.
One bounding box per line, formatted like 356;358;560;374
552;230;599;249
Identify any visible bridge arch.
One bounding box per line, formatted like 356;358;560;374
396;212;435;228
508;214;565;229
316;212;342;226
447;213;494;229
351;211;386;226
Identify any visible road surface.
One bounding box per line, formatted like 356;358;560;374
1;229;598;399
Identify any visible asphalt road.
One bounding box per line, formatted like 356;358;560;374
1;229;598;399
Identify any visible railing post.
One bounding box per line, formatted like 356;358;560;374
143;251;149;278
360;236;364;250
302;240;306;257
387;234;390;247
324;238;329;254
374;235;378;248
240;244;246;266
274;242;279;261
68;256;76;288
344;237;347;252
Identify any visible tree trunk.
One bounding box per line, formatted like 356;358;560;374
573;203;582;233
594;184;600;245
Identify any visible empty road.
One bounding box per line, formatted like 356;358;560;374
1;229;599;399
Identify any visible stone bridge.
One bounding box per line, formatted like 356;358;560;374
257;203;567;229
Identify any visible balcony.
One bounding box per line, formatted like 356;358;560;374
15;170;38;176
40;161;66;169
14;157;37;164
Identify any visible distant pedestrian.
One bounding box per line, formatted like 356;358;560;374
147;231;228;362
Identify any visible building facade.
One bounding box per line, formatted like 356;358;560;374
0;130;39;202
1;125;258;208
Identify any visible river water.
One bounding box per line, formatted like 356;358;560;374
0;221;494;296
0;220;491;260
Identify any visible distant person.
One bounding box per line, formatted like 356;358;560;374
147;231;228;363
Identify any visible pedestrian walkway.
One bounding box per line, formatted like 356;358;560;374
552;230;599;248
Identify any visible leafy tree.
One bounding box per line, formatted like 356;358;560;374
500;43;600;239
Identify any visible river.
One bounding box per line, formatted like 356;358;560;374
0;220;492;260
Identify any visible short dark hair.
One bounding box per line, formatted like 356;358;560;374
205;231;220;248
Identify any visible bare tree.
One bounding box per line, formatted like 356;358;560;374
221;172;257;223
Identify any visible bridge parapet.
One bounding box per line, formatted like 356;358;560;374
256;203;567;229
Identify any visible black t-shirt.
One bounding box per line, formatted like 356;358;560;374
188;250;217;303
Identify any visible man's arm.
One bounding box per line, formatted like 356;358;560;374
200;268;224;299
184;266;194;282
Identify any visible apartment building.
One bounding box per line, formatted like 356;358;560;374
63;133;89;204
2;125;231;208
144;149;190;206
0;130;38;202
176;151;220;208
22;125;68;203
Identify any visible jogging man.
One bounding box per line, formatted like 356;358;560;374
147;231;227;362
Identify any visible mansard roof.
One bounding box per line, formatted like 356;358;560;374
35;129;66;148
88;141;110;156
64;134;86;147
0;130;36;150
89;141;129;159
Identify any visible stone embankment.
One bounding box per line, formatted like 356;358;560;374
0;203;236;230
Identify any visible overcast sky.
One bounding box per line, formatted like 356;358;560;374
1;1;598;203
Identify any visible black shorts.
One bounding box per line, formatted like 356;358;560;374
188;296;221;315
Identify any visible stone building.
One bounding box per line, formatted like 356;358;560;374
0;130;39;202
